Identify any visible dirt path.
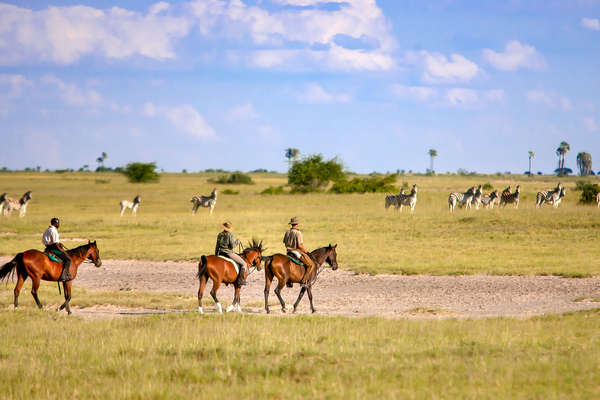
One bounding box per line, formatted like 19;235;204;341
2;258;599;319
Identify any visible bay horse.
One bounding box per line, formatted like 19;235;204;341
197;239;264;314
263;244;338;314
0;241;102;314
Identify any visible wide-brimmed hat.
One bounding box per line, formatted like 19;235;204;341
222;221;232;231
288;216;299;225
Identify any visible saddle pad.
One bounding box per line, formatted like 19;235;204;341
288;255;304;266
217;255;239;274
44;250;63;263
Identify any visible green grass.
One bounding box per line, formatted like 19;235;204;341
0;308;599;399
1;172;600;275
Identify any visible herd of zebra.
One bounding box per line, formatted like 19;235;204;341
386;182;575;212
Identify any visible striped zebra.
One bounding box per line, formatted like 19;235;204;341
120;195;141;216
480;190;499;209
499;185;520;208
385;188;404;210
537;187;566;208
535;183;563;208
448;186;475;212
397;184;418;212
472;185;483;210
1;190;32;217
191;188;217;215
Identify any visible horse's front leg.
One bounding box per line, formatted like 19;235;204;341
292;287;307;313
227;286;241;313
59;281;73;315
307;286;316;313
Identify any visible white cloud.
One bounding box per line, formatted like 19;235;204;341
391;85;437;101
0;74;33;115
299;83;351;104
583;117;599;132
41;75;103;108
582;17;600;31
405;51;479;83
228;103;259;121
526;90;571;110
143;102;215;139
446;88;479;106
0;3;192;65
392;84;504;108
482;41;545;71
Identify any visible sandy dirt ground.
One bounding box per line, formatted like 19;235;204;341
2;258;599;319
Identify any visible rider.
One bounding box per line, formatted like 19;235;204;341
283;216;316;288
215;221;248;286
42;217;72;282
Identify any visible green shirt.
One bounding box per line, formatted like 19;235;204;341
215;230;239;255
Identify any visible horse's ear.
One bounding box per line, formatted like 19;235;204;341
88;240;91;244
328;243;332;248
333;244;337;248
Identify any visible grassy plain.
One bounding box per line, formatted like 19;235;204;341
1;171;600;276
0;308;598;399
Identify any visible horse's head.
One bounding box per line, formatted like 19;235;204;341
326;244;338;270
87;240;102;268
243;239;265;271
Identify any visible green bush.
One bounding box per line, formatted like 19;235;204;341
575;181;599;204
222;189;239;195
329;174;398;193
483;183;493;190
122;162;159;183
261;186;285;195
288;154;344;192
212;172;254;185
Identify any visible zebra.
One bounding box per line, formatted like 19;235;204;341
191;188;217;215
397;184;418;212
1;191;32;217
537;187;566;208
0;193;5;215
120;195;141;216
385;188;404;210
535;183;563;208
480;190;500;209
499;185;520;208
472;185;483;210
448;186;475;212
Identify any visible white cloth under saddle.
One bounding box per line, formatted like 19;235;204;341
218;255;239;274
288;250;302;259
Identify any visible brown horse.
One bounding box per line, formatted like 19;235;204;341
197;239;264;314
263;244;338;314
0;241;102;314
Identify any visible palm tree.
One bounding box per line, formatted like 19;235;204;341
528;150;535;176
555;141;570;175
576;152;593;176
285;148;300;168
428;149;438;173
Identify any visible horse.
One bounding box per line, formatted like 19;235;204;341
0;241;102;315
263;244;338;314
196;239;264;314
120;195;141;216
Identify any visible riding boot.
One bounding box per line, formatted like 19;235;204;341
59;262;72;282
236;265;248;286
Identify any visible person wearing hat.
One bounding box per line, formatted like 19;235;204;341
283;217;316;287
215;221;248;286
42;217;72;281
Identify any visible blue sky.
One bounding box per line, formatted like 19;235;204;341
1;0;599;173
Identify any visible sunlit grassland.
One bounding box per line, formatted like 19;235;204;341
0;308;598;399
1;171;600;276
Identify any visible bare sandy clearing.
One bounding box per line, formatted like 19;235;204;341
1;257;599;319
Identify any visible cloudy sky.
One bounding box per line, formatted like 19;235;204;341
1;0;599;173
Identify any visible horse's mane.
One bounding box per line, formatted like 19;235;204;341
243;238;265;254
67;242;93;258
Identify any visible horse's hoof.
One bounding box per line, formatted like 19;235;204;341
282;308;287;313
226;304;234;313
217;303;223;313
311;309;317;314
198;307;204;314
266;309;270;314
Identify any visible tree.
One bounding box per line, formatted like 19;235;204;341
528;150;535;176
96;152;108;171
284;148;300;168
576;152;593;176
287;154;344;192
122;162;160;183
428;149;438;173
555;141;570;175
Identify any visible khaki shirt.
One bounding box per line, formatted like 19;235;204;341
215;230;238;255
283;228;303;252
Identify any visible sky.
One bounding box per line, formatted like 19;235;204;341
0;0;599;174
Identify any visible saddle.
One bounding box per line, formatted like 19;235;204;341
44;249;63;263
286;251;305;266
217;255;239;274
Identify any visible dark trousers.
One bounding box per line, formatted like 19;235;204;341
45;244;71;275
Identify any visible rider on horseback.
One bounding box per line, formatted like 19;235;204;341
215;221;248;286
42;217;72;282
283;217;317;288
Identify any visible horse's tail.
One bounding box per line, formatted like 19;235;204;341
196;255;208;279
0;253;22;282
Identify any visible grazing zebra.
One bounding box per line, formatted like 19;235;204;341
472;185;484;210
448;186;475;212
535;183;563;208
396;184;418;212
1;191;32;217
191;188;217;215
120;195;141;216
499;185;520;208
536;187;566;208
385;188;404;210
480;190;500;209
